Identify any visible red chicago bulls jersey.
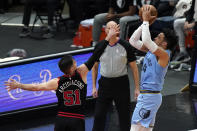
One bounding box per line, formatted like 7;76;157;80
56;71;87;119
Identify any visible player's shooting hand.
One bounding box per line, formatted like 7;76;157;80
142;5;156;24
4;79;21;91
92;87;98;98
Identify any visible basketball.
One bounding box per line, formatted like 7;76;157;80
139;5;157;24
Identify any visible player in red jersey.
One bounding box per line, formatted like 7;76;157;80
5;24;119;131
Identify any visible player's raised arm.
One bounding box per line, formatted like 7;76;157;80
141;5;169;68
129;25;148;52
5;78;59;91
77;39;108;79
129;5;158;53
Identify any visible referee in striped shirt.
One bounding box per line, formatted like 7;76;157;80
92;21;140;131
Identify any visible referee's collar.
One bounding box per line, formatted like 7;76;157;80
108;39;120;47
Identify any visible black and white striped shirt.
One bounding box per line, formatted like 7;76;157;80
96;39;136;78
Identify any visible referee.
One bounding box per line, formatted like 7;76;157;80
92;21;140;131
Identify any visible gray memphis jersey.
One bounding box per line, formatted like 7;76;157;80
97;39;136;78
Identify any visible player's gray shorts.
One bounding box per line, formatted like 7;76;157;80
131;93;162;128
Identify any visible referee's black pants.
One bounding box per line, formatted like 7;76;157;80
92;75;131;131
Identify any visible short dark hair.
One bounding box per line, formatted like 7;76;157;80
162;28;178;51
58;55;73;74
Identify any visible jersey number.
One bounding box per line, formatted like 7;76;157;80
142;63;147;72
63;89;81;106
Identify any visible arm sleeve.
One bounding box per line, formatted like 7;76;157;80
129;25;143;50
84;40;108;70
142;22;152;43
142;21;158;53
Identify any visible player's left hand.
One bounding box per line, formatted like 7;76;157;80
4;79;21;91
134;88;140;100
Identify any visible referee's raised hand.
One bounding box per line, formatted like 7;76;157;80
105;22;120;41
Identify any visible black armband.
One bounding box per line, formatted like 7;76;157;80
85;40;108;70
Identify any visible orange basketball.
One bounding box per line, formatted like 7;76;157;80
139;5;157;25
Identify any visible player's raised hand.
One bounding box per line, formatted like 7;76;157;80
142;5;157;24
4;79;21;91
